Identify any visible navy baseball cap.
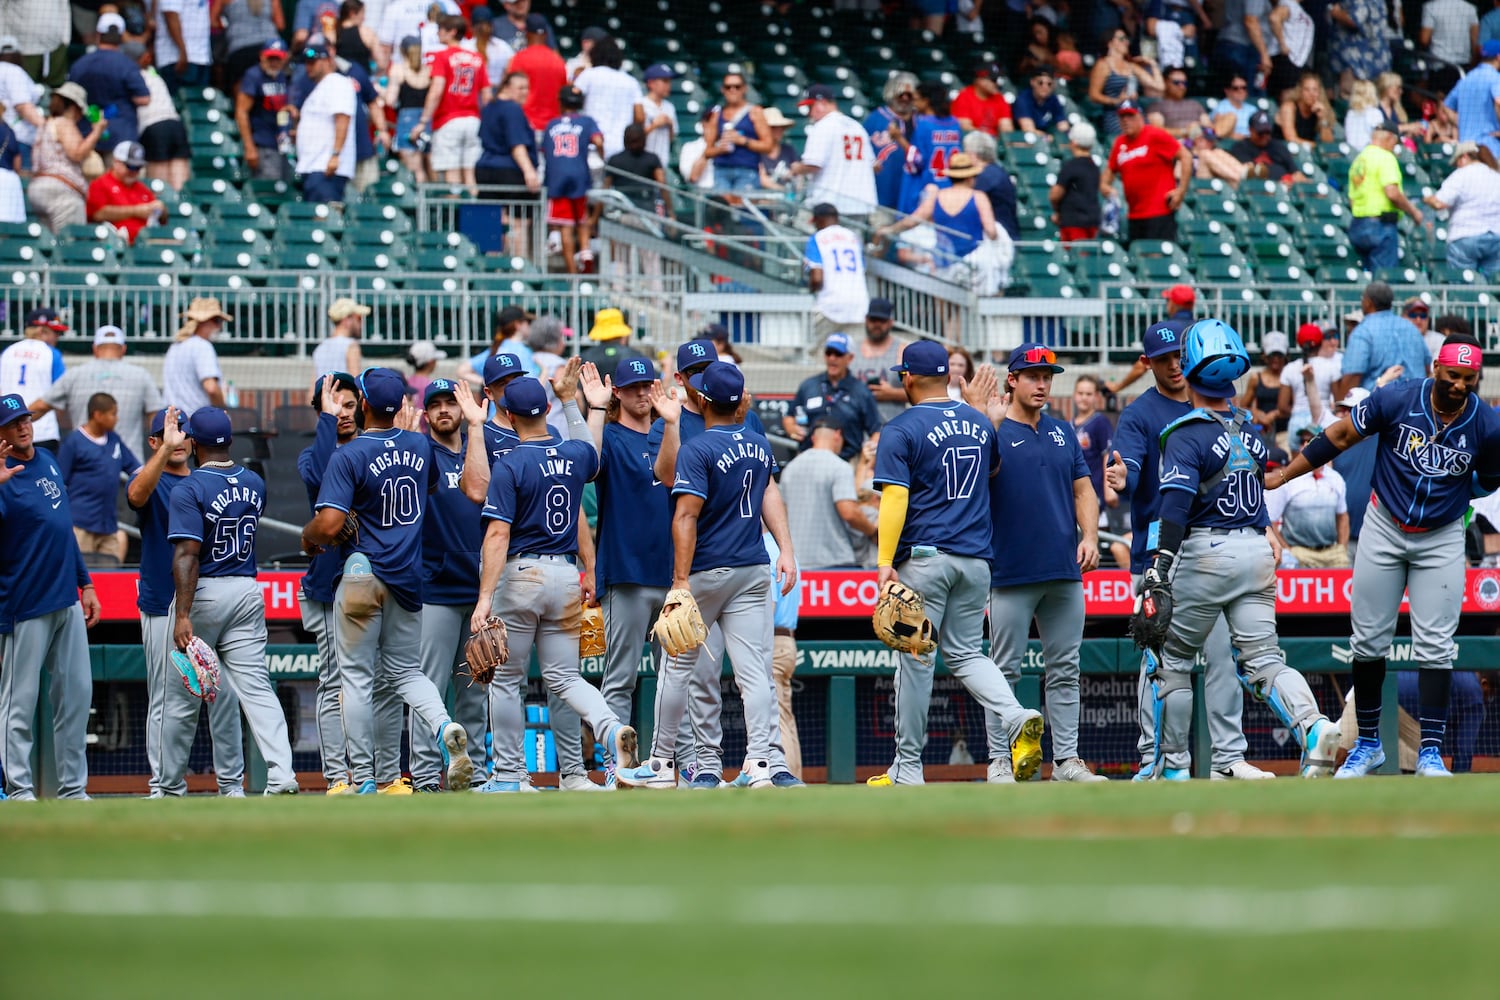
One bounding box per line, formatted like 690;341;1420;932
688;361;744;404
1008;343;1065;373
613;356;657;387
501;377;549;417
149;407;185;436
891;339;948;375
798;83;836;107
185;407;233;446
0;393;29;427
261;38;289;59
312;370;359;411
470;6;493;23
359;367;406;414
1485;39;1500;59
866;297;894;320
824;332;853;355
423;377;462;407
1117;98;1142;116
676;339;717;372
25;307;67;331
524;13;549;32
483;352;526;386
301;38;331;61
1249;110;1273;134
1142;320;1186;358
644;62;676;81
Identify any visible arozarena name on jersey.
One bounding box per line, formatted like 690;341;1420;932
713;439;773;474
207;483;262;518
1395;424;1471;477
367;450;427;476
924;416;990;448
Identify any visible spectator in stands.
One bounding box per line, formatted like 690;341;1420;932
1185;125;1246;185
527;315;570;435
1145;0;1212;66
86;141;162;244
384;37;430;182
945;346;974;402
1279;322;1342;432
1050;122;1101;245
1344;79;1384;152
294;40;357;204
964;131;1019;241
1442;40;1500;159
1334;280;1431;398
371;0;426;62
678;108;716;190
1485;0;1500;45
132;50;189;193
1270;425;1350;567
163;299;231;416
155;0;213;94
32;324;162;458
565;26;606;81
0;308;67;453
1329;0;1392;96
458;305;533;387
704;71;772;193
314;298;369;374
1017;16;1060;79
865;72;918;216
1149;66;1211;138
952;62;1014;136
1240;330;1289;443
790;85;875;222
1276;72;1335;144
1402;296;1435;356
640;63;678;167
1089;28;1162;141
894;80;963;214
214;0;286;93
703;324;741;368
1211;74;1257;139
0;36;43;171
405;341;446;404
463;8;513;85
544;85;603;274
780;414;877;569
1376;72;1430;140
845;298;908;422
805;203;870;339
67;13;148;149
606;122;669;219
237;39;293;182
333;0;379;72
576;36;643;161
579;308;645;369
1425;141;1500;277
879;152;1008;294
1227;110;1307;184
1421;0;1480;92
1072;375;1113;503
497;0;555;52
758;108;800;190
1347;120;1426;271
1100;100;1190;246
27;84;107;234
0;115;19;220
413;15;491;193
1434;313;1473;356
784;333;882;461
1267;0;1315;98
511;15;566;131
1012;68;1069;135
58;391;140;564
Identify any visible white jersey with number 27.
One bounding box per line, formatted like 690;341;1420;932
802;111;877;217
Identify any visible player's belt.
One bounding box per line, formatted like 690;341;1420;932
1186;525;1265;538
1370;493;1433;534
514;551;577;564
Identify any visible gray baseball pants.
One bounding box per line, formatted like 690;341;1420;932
1;605;91;799
600;583;667;725
142;612;244;795
413;602;491;788
301;596;404;786
1350;503;1463;668
985;580;1085;761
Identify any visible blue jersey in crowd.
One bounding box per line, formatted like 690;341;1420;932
1157;407;1271;531
477;98;537;172
297;413;346;604
57;428;139;534
898;113;962;214
423;437;483;606
542;114;602;198
672;423;777;574
0;450;91;631
864;104;906;210
67;47;149;144
129;467;186;616
873;399;998;565
483;436;599;555
168;465;266;578
240;64;292;149
1113;387;1193;573
991;414;1090;587
596;421;672;589
316;429;437;611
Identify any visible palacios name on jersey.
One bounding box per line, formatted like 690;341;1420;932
714;437;772;474
1395;424;1472;477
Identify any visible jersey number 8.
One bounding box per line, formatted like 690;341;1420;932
545;484;573;536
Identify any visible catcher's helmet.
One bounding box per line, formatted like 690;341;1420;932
1182;319;1251;396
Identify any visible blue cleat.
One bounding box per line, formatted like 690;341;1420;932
356;779;378;794
728;770;752;788
1132;762;1154;782
1415;747;1452;777
770;771;805;788
689;773;722;789
616;757;677;789
1300;718;1341;778
1161;768;1190;781
1333;737;1385;778
474;778;539;794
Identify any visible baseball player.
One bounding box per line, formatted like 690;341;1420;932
1103;322;1271;780
978;345;1107;782
617;361;798;789
0;394;100;800
1136;321;1340;779
166;407;298;795
863;341;1044;787
413;377;492;792
471;376;640;791
1271;334;1500;778
302;368;475;794
297;373;405;795
128;406;245;797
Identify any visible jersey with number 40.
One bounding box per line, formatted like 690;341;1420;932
483;436;599;555
167;465;266;578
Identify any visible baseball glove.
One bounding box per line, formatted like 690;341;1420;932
653;588;707;657
871;581;936;656
579;601;605;659
170;636;221;703
332;511;359;547
462;618;509;686
1129;567;1174;652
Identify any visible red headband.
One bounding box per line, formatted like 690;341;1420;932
1436;343;1483;371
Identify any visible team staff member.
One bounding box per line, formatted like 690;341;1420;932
1100;100;1191;246
864;342;1043;787
128;406;244;797
1272;336;1500;779
0;396;100;800
167;408;298;795
1104;323;1270;780
1346;120;1424;272
977;345;1106;783
784;333;883;461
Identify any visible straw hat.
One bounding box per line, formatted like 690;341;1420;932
944;152;983;179
763;107;794;128
176;297;232;339
587;308;632;341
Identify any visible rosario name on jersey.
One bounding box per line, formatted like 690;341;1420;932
483;437;599;555
671;424;777;573
167;465;266;577
1157;408;1270;530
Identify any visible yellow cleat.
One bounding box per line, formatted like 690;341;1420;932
866;772;894;787
326;780;355;796
1010;715;1046;782
378;776;414;795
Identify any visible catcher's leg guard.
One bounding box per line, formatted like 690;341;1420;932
1237;646;1321;743
1145;648;1193;773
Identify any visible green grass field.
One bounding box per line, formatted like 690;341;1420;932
3;780;1498;998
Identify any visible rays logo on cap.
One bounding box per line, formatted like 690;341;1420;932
630;360;647;374
687;344;706;358
3;397;19;410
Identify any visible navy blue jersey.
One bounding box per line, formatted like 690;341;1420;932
1158;407;1271;531
542;114;602;198
423;436;483;606
1113;387;1194;573
671;424;777;574
0;451;91;631
129;468;187;616
297;413;344;604
991;414;1091;587
872;400;998;565
168;465;266;578
57;428;140;534
483;419;520;467
316;429;438;611
483;436;599;555
597;421;672;589
1352;379;1500;529
647;406;767;458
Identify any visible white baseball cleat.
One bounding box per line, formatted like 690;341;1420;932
740;759;774;789
1052;757;1108;782
1300;719;1341;778
615;757;678;789
441;722;474;791
986;756;1015;784
1211;760;1275;780
559;773;603;791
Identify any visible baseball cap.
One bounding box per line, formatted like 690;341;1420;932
866;297;894;320
25;307;67;332
312;370;359;411
1295;322;1324;348
644;62;676;81
810;202;839;219
687;362;744;405
1483;39;1500;59
559;84;585;108
483;352;525;386
301;38;331;60
1162;284;1195;307
358;367;407;414
407;341;448;366
824;332;853;356
811;413;845;433
1008;343;1065;373
581;26;608;42
328;298;371;322
1249;110;1273;134
797;83;836;108
501;376;549;417
1069;121;1097;150
1296;423;1322;439
1337;387;1370;409
700;323;730;342
97;12;126;34
1372;118;1401;136
470;6;493;23
613;356;657;387
1117;98;1142;116
1265;445;1290;469
262;38;289;59
149;407;185;437
524;13;550;32
1142;320;1185;358
422;377;461;407
93;324;126;347
1261;331;1289;356
972;61;1003;80
185;407;233;446
0;393;29;427
890;339;949;376
113;140;146;169
1452;140;1481;164
676;339;717;372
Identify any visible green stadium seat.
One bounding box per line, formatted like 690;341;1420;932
202;246;266;271
0;243;45;266
1373;266;1425;287
182;177;242;205
245;178;297;206
346;203;415;234
1197;257;1255;282
271;249;330;271
211;202;277;233
1135;256;1192;282
413;248;468;272
345;247;400;271
54;242;121;267
125;244;189;270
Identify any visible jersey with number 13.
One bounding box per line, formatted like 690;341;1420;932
483;436;599;556
168;465;266;577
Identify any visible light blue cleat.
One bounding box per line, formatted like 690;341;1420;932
1161;767;1190;781
1132;762;1154;782
475;778;539;794
1300;718;1341;777
1415;747;1452;777
356;779;378;794
1334;737;1385;778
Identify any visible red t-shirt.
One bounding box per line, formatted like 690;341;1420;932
510;44;566;130
1107;124;1181;219
86;173;154;244
950;85;1013;136
429;44;490;130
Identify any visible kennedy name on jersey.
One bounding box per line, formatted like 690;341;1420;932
367;449;426;477
1396;424;1472;477
925;415;990;448
208;483;263;517
714;438;773;474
